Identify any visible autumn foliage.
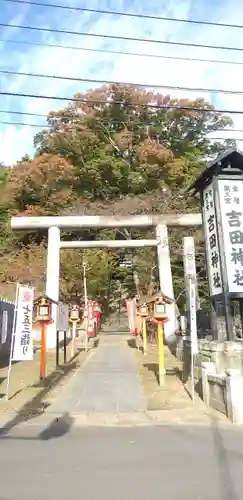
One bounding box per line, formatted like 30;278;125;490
0;85;233;305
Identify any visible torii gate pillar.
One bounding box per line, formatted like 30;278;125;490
46;226;60;348
156;225;176;341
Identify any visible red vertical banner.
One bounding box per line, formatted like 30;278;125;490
95;302;101;331
125;298;137;336
87;300;95;337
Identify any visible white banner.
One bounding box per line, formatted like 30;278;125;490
183;236;200;309
189;279;198;355
218;179;243;294
57;302;69;331
12;284;34;361
125;299;137;334
202;183;223;296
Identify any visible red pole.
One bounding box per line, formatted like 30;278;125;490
40;322;47;380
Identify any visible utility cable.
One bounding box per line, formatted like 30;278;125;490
4;0;243;30
1;68;243;96
1;91;243;115
2;38;243;67
0;119;242;144
1;22;243;52
0;109;243;133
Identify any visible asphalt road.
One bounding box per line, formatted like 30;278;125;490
0;416;243;500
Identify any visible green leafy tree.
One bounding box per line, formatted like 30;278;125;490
0;84;233;306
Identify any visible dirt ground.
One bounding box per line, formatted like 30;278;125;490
132;339;202;411
0;339;90;421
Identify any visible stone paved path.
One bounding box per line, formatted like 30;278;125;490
47;334;146;414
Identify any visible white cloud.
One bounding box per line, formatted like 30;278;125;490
1;0;243;164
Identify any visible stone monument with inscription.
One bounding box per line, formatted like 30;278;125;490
189;149;243;423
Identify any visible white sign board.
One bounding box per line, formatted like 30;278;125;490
183;237;199;309
189;279;198;355
218;178;243;293
57;302;69;331
1;310;8;344
12;284;34;361
183;237;196;279
202;184;223;296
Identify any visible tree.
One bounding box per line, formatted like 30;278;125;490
16;154;32;164
5;153;79;215
0;84;233;307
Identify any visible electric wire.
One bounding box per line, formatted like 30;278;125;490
1;22;243;53
4;0;243;31
2;38;243;67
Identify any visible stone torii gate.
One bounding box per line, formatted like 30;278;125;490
11;214;202;348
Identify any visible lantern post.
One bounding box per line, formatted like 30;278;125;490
151;294;172;386
69;305;80;357
138;303;149;354
34;295;57;381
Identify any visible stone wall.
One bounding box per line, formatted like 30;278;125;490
179;337;243;423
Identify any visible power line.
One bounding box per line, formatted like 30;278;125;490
1;91;243;115
4;0;243;30
2;22;243;53
0;120;46;127
2;69;243;96
1;109;243;133
0;119;241;143
0;109;47;118
2;38;243;67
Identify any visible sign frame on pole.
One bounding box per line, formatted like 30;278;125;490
188;276;198;403
5;283;34;400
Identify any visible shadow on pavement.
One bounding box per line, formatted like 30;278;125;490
0;412;75;441
127;338;137;349
0;350;82;436
38;412;74;440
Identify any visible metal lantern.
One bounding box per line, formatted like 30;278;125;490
139;304;148;317
153;299;167;320
36;297;52;322
70;305;80;322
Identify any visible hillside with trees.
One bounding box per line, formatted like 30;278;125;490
0;85;233;311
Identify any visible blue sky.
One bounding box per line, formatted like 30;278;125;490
1;0;243;164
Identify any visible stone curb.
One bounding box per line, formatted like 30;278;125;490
0;408;234;430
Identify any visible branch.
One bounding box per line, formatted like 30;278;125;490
175;288;186;303
99;122;131;168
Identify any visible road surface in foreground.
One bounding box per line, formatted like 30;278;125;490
0;418;242;500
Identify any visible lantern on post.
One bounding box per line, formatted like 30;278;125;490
145;293;173;386
138;302;149;354
154;295;171;387
70;305;80;322
189;148;243;341
139;303;149;317
69;305;80;357
35;296;53;323
153;297;168;321
34;294;57;380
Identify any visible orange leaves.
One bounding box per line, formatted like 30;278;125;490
9;153;76;188
136;138;173;165
113;129;134;153
6;154;78;215
0;244;46;292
